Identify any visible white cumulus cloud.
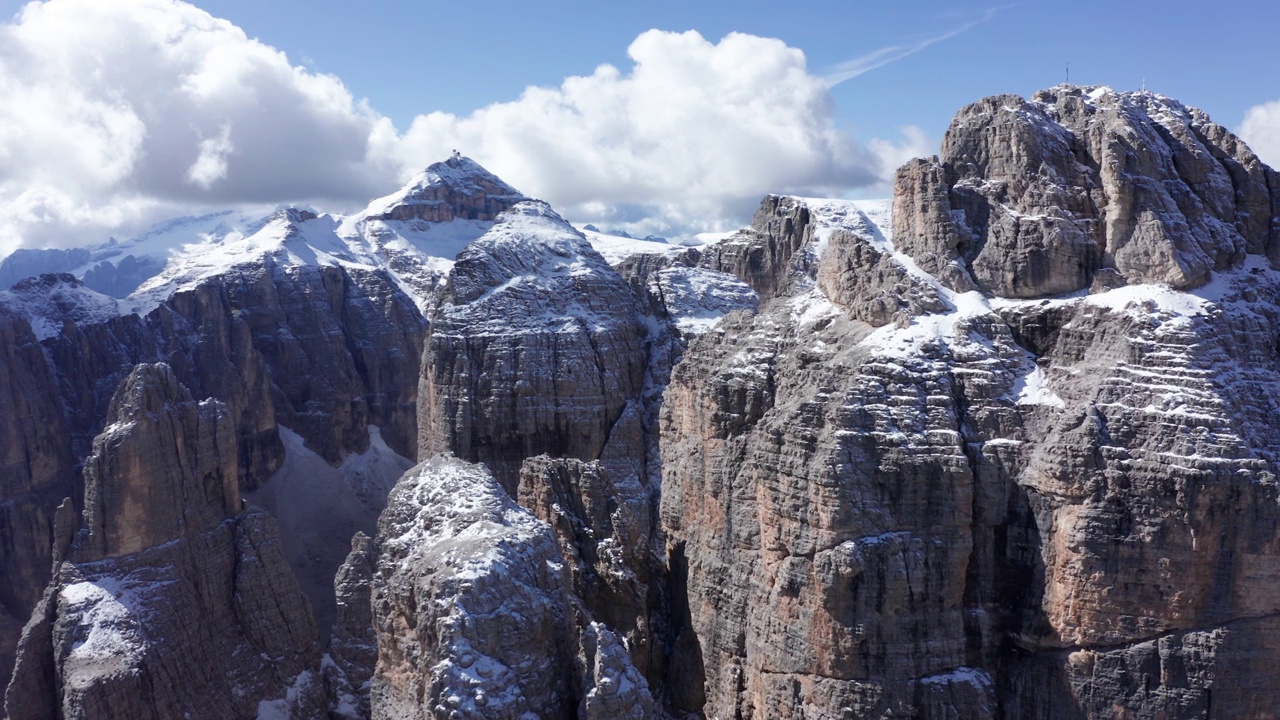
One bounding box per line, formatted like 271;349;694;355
1239;101;1280;170
0;0;394;250
387;30;894;236
0;0;922;253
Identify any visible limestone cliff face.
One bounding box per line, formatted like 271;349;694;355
660;290;1019;718
7;258;424;481
0;262;424;673
662;87;1280;719
79;362;241;559
346;198;668;718
324;533;378;720
6;90;1280;720
177;262;425;466
691;194;819;303
894;85;1280;298
4;364;323;720
999;275;1280;718
419;201;653;491
367;456;580;718
516;456;657;679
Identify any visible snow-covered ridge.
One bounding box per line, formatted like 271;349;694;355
579;226;682;265
0;210;264;297
0;274;122;341
0;156;541;320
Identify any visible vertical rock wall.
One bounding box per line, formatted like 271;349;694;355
5;364;323;720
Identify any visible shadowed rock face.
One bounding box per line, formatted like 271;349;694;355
894;85;1280;298
0;309;76;686
80;364;241;559
5;364;322;720
0;261;425;685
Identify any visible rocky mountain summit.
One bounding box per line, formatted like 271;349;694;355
4;85;1280;719
894;85;1280;297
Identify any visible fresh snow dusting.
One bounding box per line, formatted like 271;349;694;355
256;669;320;720
3;156;541;319
687;230;739;246
0;210;267;294
0;275;122;340
653;265;757;336
790;196;949;298
436;200;644;338
1084;283;1212;319
321;654;362;720
360;155;524;218
919;667;994;688
857;291;987;360
121;197;493;316
376;455;586;718
380;456;553;588
789;289;842;330
1084;85;1115;104
788;196;893;261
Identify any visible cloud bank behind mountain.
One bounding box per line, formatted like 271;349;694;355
0;0;927;251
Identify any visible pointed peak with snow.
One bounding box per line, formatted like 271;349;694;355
423;154;523;195
361;154;527;222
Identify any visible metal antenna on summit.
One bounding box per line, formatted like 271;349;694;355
1066;62;1070;84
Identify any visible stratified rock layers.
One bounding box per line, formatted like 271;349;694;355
419;201;652;491
344;200;665;718
662;87;1280;719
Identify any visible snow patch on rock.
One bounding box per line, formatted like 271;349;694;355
59;576;158;666
1013;366;1065;408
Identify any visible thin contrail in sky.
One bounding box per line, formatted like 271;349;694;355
823;7;1003;87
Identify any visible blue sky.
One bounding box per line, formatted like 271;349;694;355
0;0;1277;250
161;0;1280;143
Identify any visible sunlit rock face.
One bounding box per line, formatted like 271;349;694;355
893;85;1280;298
662;87;1280;718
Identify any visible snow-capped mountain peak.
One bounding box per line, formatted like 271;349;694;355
361;154;526;222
